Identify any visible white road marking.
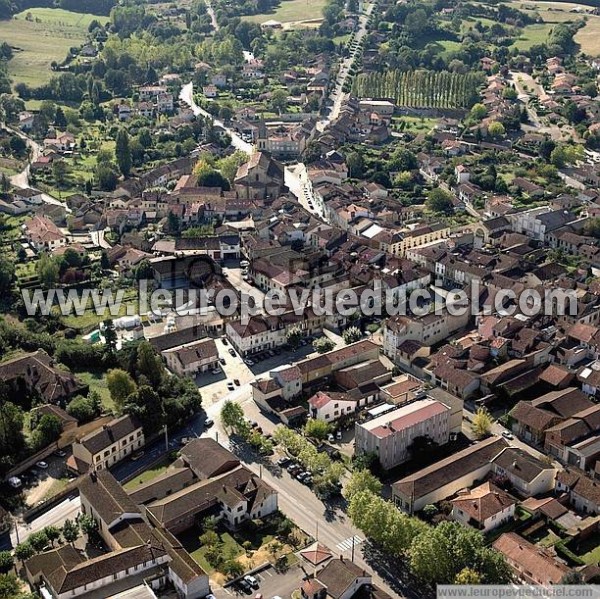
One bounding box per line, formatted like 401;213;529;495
336;535;363;551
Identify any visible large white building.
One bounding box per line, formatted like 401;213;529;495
355;398;451;470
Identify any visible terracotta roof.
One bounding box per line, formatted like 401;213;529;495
492;533;570;585
451;482;516;523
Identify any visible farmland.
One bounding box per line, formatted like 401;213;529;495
0;7;104;88
510;0;600;54
241;0;328;25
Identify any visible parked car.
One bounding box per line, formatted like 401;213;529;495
336;431;342;441
219;358;226;365
237;580;252;594
180;437;194;446
204;418;214;428
244;575;259;589
296;471;308;482
303;475;313;486
54;450;66;458
131;451;145;461
36;461;49;470
229;348;236;356
8;476;22;489
234;379;240;386
277;457;291;467
222;337;228;345
502;431;514;440
227;382;235;391
211;368;221;375
240;260;250;267
327;433;335;443
244;358;254;366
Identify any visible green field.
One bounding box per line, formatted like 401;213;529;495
511;0;600;54
510;22;554;50
0;8;105;88
241;0;328;24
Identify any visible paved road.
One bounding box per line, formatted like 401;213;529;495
319;2;376;131
180;82;254;155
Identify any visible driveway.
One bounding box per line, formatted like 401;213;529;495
217;565;303;599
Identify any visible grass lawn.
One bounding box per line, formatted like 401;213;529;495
393;116;439;134
74;368;115;412
241;0;328;24
181;529;244;575
510;0;600;53
568;536;600;565
124;456;172;490
510;22;554;50
0;8;105;88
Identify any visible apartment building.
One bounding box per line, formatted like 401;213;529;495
69;415;144;474
162;338;219;376
355;398;451;470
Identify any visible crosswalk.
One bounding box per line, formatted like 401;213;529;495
336;535;363;552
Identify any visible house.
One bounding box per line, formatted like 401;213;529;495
354;398;451;470
141;439;278;534
203;85;218;98
0;349;86;405
162;338;219;376
23;215;67;251
19;111;35;130
451;482;516;532
302;558;373;599
491;447;557;496
69;415;145;474
556;468;600;514
493;533;570;585
43;131;75;153
308;390;372;422
392;437;509;513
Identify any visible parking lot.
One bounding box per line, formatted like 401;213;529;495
216;564;304;599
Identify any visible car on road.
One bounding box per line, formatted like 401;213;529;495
219;358;226;365
244;575;259;589
296;471;308;482
277;456;291;467
204;418;214;427
287;463;301;475
327;433;335;443
227;382;235;391
240;260;249;267
268;350;275;357
336;431;342;441
244;358;254;366
54;450;66;457
131;451;145;461
221;337;228;345
8;476;22;489
36;461;48;470
502;431;514;440
211;368;221;375
228;348;236;356
234;379;240;386
302;475;313;486
180;437;194;446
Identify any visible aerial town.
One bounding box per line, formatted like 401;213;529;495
2;0;600;597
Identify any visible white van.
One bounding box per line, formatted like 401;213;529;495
8;476;22;489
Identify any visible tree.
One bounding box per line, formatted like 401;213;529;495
426;188;454;215
28;530;49;553
125;385;164;435
36;253;59;287
14;543;34;562
106;368;137;408
409;521;513;584
0;256;14;298
584;218;600;239
0;552;12;574
487;121;505;139
455;568;482;585
312;337;335;354
346;152;365;178
286;327;303;350
221;400;246;434
31;414;62;450
66;395;96;423
344;469;383;500
560;571;585;584
342;326;362;345
270;88;288;113
62;519;79;544
471;407;493;439
470;103;487;121
115;128;132;177
43;525;61;547
304;418;331;440
0;574;21;599
103;318;118;357
136;341;164;388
